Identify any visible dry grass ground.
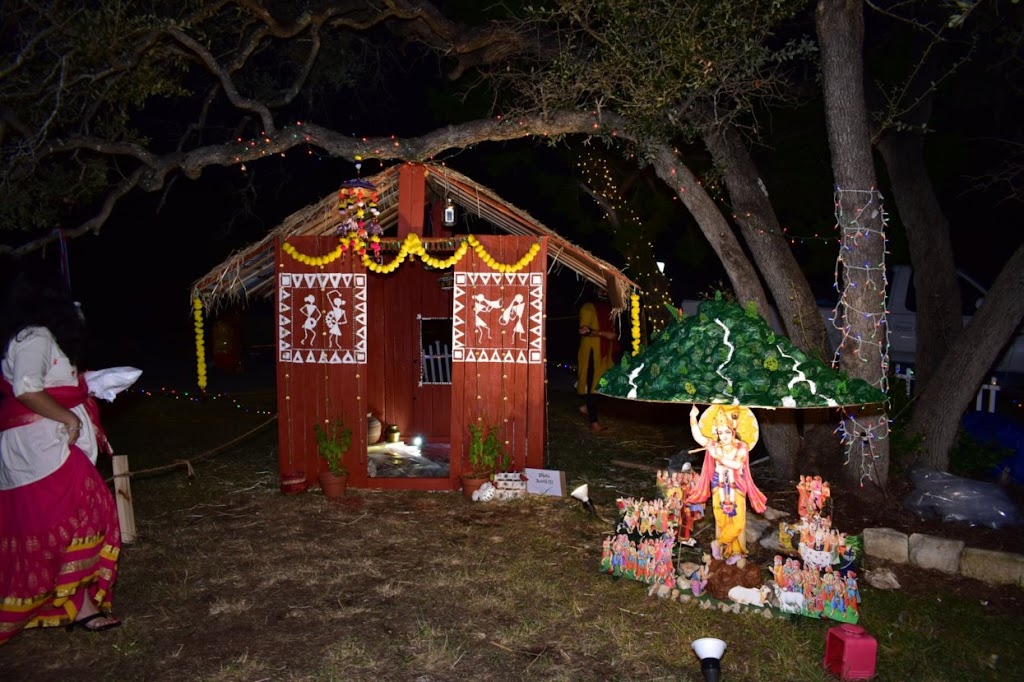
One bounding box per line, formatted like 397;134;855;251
1;369;1022;681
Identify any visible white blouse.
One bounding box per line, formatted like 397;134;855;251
0;326;98;489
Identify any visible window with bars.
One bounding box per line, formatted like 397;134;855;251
420;317;453;385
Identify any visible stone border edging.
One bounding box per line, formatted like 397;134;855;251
862;527;1024;587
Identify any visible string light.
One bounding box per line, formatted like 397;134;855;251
575;152;674;334
131;386;274;415
828;188;890;382
694;170;841;245
830;187;891;483
836;413;889;486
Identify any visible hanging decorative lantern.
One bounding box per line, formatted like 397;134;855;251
443;198;456;226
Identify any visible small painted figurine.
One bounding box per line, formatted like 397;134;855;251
678;464;705;545
797;475;809;518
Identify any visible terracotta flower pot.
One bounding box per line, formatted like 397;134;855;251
460;474;490;501
319;470;349;500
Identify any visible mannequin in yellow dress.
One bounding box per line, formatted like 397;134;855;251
576;290;618;432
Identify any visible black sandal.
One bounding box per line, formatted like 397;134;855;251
66;612;122;632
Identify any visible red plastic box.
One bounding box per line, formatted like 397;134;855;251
824;624;877;680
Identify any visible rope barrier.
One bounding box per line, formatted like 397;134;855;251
105;414;278;483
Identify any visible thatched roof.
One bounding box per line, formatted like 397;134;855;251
191;162;640;313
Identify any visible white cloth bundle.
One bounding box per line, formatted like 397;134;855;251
84;367;143;402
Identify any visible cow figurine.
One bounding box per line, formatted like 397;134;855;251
727;584;771;607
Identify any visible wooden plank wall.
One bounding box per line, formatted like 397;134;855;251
275;236;367;489
451;235;547;476
365;262;453;441
272;174;548;491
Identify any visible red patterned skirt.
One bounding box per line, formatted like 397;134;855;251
0;446;121;644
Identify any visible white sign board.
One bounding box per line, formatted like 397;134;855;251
524;468;567;497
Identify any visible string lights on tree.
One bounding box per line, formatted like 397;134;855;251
575;151;674;335
830;187;891;486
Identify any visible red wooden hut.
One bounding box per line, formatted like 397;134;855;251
192;162;639;492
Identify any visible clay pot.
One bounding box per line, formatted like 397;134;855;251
318;470;349;500
367;414;382;444
279;472;308;495
460;474;490;501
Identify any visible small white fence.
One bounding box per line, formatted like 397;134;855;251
894;366;1001;413
422;340;452;384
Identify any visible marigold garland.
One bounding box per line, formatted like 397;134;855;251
282;233;540;274
282;240;344;266
193;297;208;390
630;293;642;356
466;234;541;273
361;235;414;274
362;233;473;273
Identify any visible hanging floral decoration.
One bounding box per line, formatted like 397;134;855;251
336;178;383;257
466;234;541;273
282;240;344;266
630;293;642;356
362;232;470;274
282;177;543;272
282;233;540;275
193;297;208;390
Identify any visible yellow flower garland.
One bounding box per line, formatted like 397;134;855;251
281;233;541;274
466;234;541;273
362;235;414;274
193;297;208;390
281;240;344;266
630;293;642;356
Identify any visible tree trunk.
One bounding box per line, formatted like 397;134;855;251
876;107;962;392
701;120;831;361
907;244;1024;470
816;0;890;487
700;119;835;480
646;141;798;477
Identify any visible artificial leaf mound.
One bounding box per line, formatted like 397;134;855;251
597;298;886;408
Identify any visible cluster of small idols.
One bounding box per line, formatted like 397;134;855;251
797;474;832;519
598;467;862;623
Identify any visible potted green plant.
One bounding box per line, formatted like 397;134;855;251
314;418;351;499
460;421;510;500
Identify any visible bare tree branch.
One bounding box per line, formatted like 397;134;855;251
168;27;277;133
0;110;614;255
1;166;145;257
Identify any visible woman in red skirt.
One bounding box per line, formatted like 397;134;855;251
0;269;122;644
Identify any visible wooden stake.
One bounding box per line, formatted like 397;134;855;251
111;455;137;543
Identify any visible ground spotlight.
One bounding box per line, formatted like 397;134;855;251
691;637;727;682
571;484;597;517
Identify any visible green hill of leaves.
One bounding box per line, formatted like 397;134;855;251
598;297;886;408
